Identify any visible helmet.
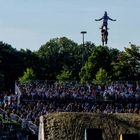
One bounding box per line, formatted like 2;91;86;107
104;11;107;16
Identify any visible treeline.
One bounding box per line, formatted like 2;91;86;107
0;37;140;91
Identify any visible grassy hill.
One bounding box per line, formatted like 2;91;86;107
43;112;140;140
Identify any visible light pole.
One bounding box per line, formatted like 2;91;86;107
81;31;87;66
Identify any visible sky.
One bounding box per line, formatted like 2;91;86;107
0;0;140;51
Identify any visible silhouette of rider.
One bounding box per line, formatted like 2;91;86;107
95;11;116;30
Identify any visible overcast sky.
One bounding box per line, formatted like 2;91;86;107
0;0;140;51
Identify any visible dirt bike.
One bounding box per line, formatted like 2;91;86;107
100;28;108;46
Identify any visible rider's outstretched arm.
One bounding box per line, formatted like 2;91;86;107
108;16;116;21
95;17;103;21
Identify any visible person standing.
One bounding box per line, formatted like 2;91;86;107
95;11;116;30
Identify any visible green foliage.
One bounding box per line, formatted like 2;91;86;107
19;68;36;83
79;46;112;82
0;73;4;91
36;37;94;80
95;68;108;85
56;66;72;82
37;37;77;80
0;42;23;91
1;37;140;91
79;63;92;83
112;44;140;80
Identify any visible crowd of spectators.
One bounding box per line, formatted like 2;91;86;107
0;81;140;128
18;81;140;103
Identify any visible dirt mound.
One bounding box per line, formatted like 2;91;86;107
43;112;140;140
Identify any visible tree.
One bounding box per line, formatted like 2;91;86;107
0;73;4;91
19;68;36;83
37;37;80;80
56;66;72;82
95;68;108;85
80;46;112;82
0;41;24;91
112;44;140;80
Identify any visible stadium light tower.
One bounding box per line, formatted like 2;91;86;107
81;31;87;66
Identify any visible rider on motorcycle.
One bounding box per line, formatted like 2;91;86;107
95;11;116;30
101;26;108;45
